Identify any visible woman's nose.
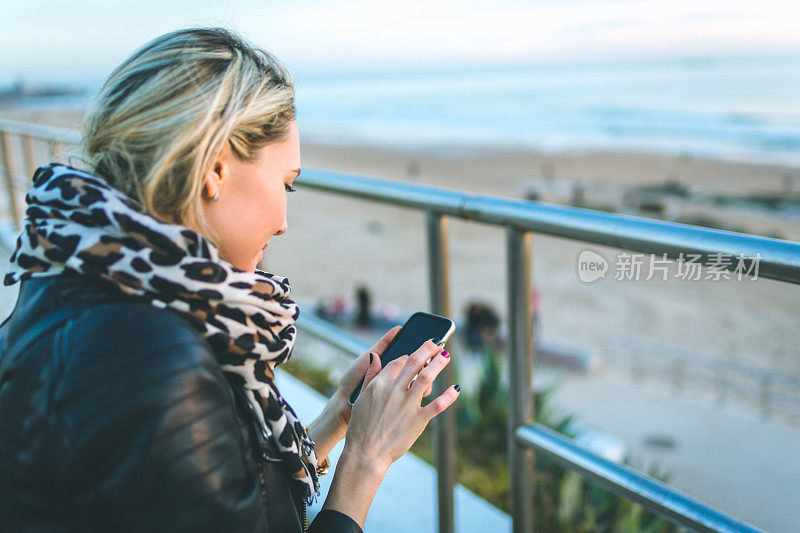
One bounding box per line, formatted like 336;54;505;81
275;219;288;236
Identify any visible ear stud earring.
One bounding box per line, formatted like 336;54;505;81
211;191;220;201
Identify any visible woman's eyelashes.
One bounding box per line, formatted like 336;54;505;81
285;183;296;193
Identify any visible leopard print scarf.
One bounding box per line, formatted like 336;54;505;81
4;163;321;502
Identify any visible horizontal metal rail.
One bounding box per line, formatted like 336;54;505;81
296;312;369;357
2;123;797;286
0;118;82;144
300;168;800;285
516;424;764;533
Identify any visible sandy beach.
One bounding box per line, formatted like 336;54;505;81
3;105;799;381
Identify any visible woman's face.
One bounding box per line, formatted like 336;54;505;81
202;120;300;272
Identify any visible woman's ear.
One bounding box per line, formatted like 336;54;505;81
204;142;232;201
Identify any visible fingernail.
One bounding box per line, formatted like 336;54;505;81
369;352;374;364
441;350;449;358
454;384;461;392
423;361;429;367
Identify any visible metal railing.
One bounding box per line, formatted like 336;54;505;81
515;424;760;533
1;119;789;532
0;119;81;233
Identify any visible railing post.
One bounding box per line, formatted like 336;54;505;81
0;131;22;230
21;134;36;178
426;211;455;533
506;226;535;532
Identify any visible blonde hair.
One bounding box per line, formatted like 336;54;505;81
82;27;295;236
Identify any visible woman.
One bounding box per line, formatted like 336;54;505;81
0;28;459;532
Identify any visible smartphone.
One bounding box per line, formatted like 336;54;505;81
349;311;456;405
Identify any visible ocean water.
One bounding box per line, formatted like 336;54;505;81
294;55;800;166
6;55;800;166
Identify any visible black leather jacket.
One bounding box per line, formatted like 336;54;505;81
0;273;362;533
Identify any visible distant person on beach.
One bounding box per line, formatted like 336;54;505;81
464;300;501;351
354;284;373;329
0;28;459;533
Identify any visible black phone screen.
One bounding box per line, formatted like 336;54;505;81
349;312;453;404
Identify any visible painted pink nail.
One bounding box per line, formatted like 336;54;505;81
441;351;449;358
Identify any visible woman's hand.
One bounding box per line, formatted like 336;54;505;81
307;325;402;462
321;338;460;527
344;338;459;472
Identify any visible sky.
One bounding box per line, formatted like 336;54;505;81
2;0;800;86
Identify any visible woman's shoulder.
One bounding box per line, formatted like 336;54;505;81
47;275;228;399
3;272;230;413
10;271;215;364
62;286;215;366
62;297;220;382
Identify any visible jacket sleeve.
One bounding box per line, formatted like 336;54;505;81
52;302;268;533
308;510;364;533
